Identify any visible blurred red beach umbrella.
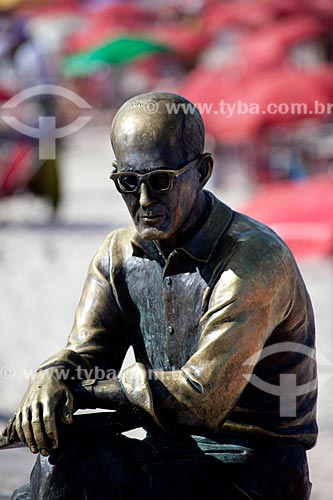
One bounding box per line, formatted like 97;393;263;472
201;0;333;34
239;15;328;70
178;65;333;144
201;0;278;34
239;174;333;259
145;23;211;60
16;0;81;16
87;2;157;24
312;0;333;19
230;65;333;143
0;86;12;102
65;2;158;53
65;23;136;54
65;20;210;62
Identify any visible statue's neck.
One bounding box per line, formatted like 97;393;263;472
157;191;210;257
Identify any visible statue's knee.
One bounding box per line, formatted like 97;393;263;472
10;455;52;500
10;484;31;500
30;453;71;500
31;453;54;480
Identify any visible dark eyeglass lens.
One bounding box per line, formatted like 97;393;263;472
149;172;171;191
118;175;138;192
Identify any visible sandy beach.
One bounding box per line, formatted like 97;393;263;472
0;125;332;499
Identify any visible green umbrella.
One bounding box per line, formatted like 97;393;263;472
61;36;172;77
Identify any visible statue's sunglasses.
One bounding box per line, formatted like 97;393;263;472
110;157;200;194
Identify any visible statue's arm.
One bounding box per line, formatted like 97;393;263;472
3;233;131;455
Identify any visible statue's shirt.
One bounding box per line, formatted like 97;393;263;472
40;192;317;449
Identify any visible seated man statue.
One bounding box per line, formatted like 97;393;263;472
4;92;317;499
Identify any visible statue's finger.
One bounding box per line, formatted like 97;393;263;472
42;400;58;449
21;406;38;454
8;414;17;441
9;423;16;442
31;404;50;456
2;414;15;437
15;411;27;447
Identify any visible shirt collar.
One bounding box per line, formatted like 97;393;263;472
131;191;233;263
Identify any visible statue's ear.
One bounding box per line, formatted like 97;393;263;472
198;153;213;188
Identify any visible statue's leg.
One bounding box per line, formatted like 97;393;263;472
139;435;312;500
30;453;71;500
20;430;312;500
10;484;31;500
28;431;155;500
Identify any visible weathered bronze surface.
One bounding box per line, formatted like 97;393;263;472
3;92;317;499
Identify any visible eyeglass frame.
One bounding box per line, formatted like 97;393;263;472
109;156;201;194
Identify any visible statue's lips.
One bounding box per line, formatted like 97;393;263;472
140;214;165;224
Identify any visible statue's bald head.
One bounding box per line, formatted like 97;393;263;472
110;92;205;168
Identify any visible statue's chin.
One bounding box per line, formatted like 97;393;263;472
134;217;177;241
136;227;170;241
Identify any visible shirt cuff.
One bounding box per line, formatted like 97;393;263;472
120;362;164;429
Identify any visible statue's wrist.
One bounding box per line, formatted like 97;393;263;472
92;378;126;409
69;378;126;410
70;379;97;409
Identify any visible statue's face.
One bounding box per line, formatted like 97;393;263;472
111;106;201;241
116;156;200;241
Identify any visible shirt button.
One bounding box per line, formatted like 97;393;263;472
166;325;174;335
165;277;172;286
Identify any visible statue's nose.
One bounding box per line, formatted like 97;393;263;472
139;182;154;208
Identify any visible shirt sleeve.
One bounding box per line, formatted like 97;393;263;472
38;233;131;376
121;236;294;433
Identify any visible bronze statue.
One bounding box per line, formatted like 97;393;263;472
2;92;317;499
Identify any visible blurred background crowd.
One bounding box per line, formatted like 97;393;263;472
0;0;333;258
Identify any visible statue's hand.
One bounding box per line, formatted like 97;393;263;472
13;368;74;456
